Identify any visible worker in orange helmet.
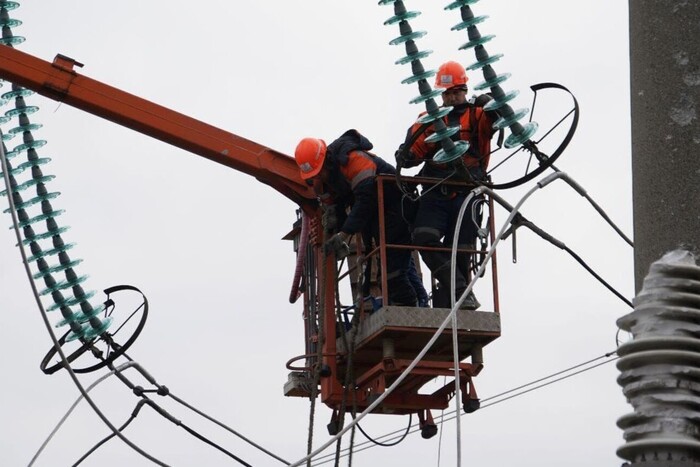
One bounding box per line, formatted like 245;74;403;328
396;60;499;310
294;129;418;307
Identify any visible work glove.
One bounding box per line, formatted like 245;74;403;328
395;144;418;169
321;205;338;231
324;232;350;260
395;144;406;168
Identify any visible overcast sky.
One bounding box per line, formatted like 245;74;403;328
0;1;634;466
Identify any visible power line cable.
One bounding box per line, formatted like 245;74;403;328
108;357;263;467
440;169;630;465
480;356;618;409
503;211;633;308
25;308;284;466
551;164;633;247
354;414;412;448
29;361;138;466
310;350;618;466
0;138;169;467
480;350;617;405
168;392;291;465
70;393;256;467
448;188;481;467
109;354;288;465
72;400;146;466
177;417;253;467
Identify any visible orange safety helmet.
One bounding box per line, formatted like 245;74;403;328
294;137;327;180
434;61;469;89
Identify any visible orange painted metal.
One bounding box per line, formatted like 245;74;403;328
0;46;313;205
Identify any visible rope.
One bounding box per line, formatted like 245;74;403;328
333;274;351;467
307;230;328;467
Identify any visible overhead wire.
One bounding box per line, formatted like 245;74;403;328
177;418;253;467
436;377;448;467
26;317;288;465
70;392;256;467
479;350;618;406
448;185;488;467
29;361;138;466
168;391;291;465
480;356;619;409
79;358;256;467
443;174;572;466
353;413;412;448
439;170;632;463
503;211;633;308
0;137;169;467
550;163;633;247
309;349;619;466
72;400;146;466
110;356;278;466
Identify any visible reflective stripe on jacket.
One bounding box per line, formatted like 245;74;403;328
324;129;398;235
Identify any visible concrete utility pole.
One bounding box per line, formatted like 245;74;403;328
630;0;700;291
617;1;700;466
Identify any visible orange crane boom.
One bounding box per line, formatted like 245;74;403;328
0;46;313;205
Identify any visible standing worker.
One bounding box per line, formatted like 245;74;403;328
294;129;418;307
397;60;498;309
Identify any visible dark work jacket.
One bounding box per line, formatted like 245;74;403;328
324;129;398;235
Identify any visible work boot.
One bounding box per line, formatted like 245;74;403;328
387;276;418;307
457;289;481;310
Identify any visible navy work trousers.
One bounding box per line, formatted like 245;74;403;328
412;190;483;296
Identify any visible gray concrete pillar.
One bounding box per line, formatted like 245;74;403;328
630;0;700;292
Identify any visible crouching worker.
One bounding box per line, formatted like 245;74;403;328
294;129;417;307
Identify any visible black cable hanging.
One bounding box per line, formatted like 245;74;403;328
72;401;146;466
74;355;279;467
499;207;633;308
167;392;291;465
354;414;413;448
70;378;255;467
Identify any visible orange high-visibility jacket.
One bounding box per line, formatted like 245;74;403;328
404;103;496;176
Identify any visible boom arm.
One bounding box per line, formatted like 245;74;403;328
0;46;313;205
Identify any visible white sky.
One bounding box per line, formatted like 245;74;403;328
0;1;633;466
